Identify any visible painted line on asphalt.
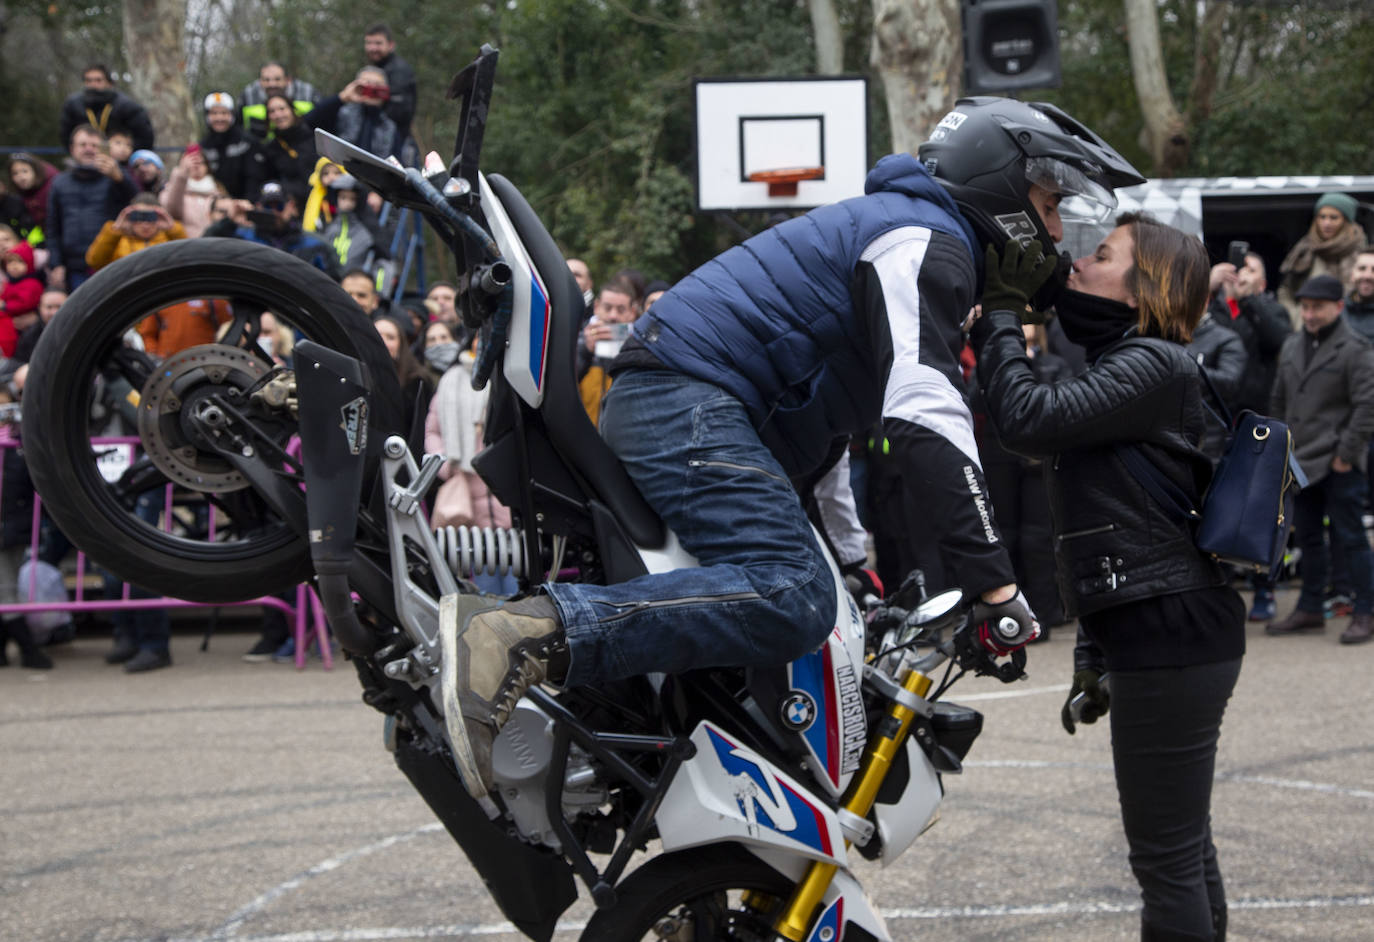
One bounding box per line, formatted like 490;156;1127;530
965;758;1374;799
116;758;1372;942
952;682;1070;702
118;893;1374;941
209;822;445;940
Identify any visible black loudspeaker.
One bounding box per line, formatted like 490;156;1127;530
962;0;1062;94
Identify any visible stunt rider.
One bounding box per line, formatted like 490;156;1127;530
443;98;1145;799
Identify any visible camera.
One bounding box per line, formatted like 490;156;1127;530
358;83;391;102
1227;240;1249;269
127;210;159;224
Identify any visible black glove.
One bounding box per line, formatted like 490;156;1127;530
969;588;1041;655
1061;668;1110;735
982;240;1059;325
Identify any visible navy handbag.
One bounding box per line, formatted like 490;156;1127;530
1118;370;1307;579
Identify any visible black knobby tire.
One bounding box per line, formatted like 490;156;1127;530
580;844;793;941
22;239;403;603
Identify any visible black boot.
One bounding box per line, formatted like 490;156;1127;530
10;619;53;670
1141;922;1212;942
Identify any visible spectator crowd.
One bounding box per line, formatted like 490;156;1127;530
2;33;1373;677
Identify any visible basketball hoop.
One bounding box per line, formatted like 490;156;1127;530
747;167;825;198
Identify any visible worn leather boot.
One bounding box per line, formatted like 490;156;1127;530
1264;608;1325;636
439;594;568;800
1339;612;1374;645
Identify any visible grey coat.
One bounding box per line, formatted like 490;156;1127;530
1270;316;1374;485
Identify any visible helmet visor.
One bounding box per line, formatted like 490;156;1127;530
1024;156;1119;224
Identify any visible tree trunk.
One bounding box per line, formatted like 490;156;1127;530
809;0;845;74
122;0;198;149
870;0;962;155
1123;0;1189;176
1187;0;1230;127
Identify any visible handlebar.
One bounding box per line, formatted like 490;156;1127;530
868;593;1029;686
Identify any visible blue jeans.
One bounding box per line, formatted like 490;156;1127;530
545;370;837;688
1294;468;1374;615
107;490;171;653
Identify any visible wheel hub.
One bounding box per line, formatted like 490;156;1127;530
136;343;271;493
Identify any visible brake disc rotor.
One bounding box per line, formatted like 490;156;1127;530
135;343;272;494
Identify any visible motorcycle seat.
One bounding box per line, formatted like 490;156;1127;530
486;174;666;550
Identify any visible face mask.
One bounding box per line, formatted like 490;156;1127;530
257;334;275;356
83;87;116;107
1052;288;1138;355
425;341;460;372
583;288;594;308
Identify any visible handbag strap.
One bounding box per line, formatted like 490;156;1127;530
1115;444;1201;525
1194;364;1234;430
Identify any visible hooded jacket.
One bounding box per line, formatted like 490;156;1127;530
628;153;1016;598
1;243;43;336
59;88;155;151
85;217;188;270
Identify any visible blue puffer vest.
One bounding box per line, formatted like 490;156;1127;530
632;153;977;475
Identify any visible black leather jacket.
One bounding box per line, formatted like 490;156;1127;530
973;312;1226;618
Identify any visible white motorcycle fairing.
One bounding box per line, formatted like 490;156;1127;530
746;845;891;942
480;172;550;410
873;735;943;866
656;721;848;868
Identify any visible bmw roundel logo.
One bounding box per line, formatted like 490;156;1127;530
780;691;817;731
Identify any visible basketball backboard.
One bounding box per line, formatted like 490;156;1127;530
693;77;869;212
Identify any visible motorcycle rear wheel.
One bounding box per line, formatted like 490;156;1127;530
580;844;793;941
22;239;403;603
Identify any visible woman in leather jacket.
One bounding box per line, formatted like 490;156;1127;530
971;213;1245;942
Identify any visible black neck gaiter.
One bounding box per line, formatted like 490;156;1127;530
1053;288;1139;358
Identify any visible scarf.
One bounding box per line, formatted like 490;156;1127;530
1052;289;1139;359
1280;223;1366;278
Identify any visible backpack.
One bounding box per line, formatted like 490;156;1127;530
1117;367;1307;580
16;558;72;644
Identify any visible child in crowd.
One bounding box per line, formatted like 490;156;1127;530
85;193;186;271
321;175;381;272
0;243;43;349
106;131;136;178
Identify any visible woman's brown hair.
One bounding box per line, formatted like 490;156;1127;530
1117;211;1210;344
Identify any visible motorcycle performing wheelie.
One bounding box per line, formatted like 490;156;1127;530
22;47;1066;941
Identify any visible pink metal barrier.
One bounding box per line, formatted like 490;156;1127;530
0;432;332;669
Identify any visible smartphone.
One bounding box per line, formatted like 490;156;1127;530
1227;240;1249;269
185;143;201;158
127;210;159;224
1069;672;1111;724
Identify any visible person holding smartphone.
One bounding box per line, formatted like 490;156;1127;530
305;67;404;166
577;277;641;426
85;193;186;271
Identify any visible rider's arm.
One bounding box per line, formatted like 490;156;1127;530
855;226;1017;601
811;448;867;569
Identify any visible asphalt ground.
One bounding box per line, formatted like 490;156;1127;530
3;584;1372;942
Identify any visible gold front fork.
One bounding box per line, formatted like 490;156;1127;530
771;668;934;940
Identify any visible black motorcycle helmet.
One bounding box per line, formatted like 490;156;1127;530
918;97;1146;304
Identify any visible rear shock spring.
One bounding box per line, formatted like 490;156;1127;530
433;525;528;579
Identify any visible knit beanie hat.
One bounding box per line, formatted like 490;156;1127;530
203;92;235;113
130;149;164;171
1316;192;1358;223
